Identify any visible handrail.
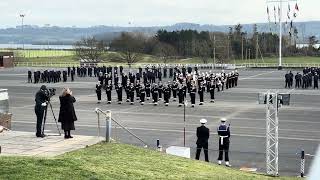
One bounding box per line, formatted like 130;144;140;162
95;108;148;147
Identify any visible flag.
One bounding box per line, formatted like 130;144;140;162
295;3;299;11
274;6;277;24
287;12;290;19
278;6;281;23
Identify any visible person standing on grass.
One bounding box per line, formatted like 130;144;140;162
58;88;77;139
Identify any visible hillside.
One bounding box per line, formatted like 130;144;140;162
0;143;297;180
0;21;319;45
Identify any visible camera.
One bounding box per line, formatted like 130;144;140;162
44;88;56;99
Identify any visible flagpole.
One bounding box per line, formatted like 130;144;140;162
279;0;282;70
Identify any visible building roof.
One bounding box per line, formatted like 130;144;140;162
0;52;14;56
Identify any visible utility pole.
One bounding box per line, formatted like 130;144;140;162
213;35;216;69
256;35;259;61
20;14;26;50
241;36;244;60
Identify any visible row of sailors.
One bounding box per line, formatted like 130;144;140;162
95;77;238;107
28;70;75;83
285;71;319;89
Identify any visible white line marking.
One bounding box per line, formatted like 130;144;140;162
13;121;320;142
240;71;275;80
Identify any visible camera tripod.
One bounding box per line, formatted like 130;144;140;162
41;100;61;136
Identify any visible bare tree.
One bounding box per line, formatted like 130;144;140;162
74;37;106;62
195;40;211;64
153;42;177;63
110;32;145;68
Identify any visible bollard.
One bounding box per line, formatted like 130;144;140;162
300;149;305;178
106;110;112;143
157;139;162;151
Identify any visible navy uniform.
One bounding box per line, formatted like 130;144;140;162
190;85;196;108
115;83;123;104
234;70;239;87
28;70;32;83
314;73;319;89
128;83;135;105
163;85;170;106
140;85;146;105
145;82;151;100
178;84;185;107
105;81;112;104
198;84;205;105
151;84;159;106
209;80;215;103
96;81;102;103
171;81;178;101
217;118;231;167
158;82;163;100
195;119;209;162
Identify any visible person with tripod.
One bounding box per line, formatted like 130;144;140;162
34;85;49;138
58;88;77;139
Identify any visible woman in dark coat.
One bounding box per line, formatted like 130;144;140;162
58;88;77;139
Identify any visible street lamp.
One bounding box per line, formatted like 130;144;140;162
183;100;188;147
19;14;26;50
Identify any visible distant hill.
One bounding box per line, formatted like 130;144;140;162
0;21;319;45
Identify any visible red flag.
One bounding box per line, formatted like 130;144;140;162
295;3;299;11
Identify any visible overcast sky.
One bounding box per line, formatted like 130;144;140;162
0;0;317;28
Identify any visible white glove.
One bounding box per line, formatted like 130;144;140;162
41;102;47;107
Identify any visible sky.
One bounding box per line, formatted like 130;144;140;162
0;0;318;28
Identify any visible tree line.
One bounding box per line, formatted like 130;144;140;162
74;24;320;65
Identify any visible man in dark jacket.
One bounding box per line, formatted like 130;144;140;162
195;119;210;162
34;85;49;137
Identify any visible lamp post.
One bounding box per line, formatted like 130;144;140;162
19;14;26;50
183;100;188;147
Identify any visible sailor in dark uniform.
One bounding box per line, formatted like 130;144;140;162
145;81;151;100
209;80;215;103
163;84;170;106
217;118;231;167
314;72;319;89
140;84;146;105
128;83;135;105
195;119;209;162
178;84;185;107
171;81;178;101
28;70;32;83
151;84;159;106
198;82;205;105
96;81;102;103
190;84;196;108
115;82;123;104
105;80;112;104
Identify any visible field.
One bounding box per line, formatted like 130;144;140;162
0;143;297;180
5;49;319;66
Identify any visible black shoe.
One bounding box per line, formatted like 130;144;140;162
64;135;69;139
68;135;73;139
36;134;45;138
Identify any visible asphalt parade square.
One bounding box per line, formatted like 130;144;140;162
1;67;319;176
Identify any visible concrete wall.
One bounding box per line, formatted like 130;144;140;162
3;57;14;68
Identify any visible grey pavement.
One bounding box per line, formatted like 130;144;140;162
0;130;102;157
0;67;319;176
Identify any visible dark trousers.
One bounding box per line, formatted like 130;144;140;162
190;94;195;104
285;80;289;88
117;92;122;102
173;91;177;98
196;143;209;162
178;94;184;104
107;91;112;102
152;93;158;103
146;89;151;98
140;93;145;102
199;93;204;103
35;108;44;136
96;91;101;101
218;138;230;161
210;90;215;100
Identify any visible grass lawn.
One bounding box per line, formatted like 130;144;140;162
0;49;75;58
0;143;297;180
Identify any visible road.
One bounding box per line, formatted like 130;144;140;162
1;67;319;176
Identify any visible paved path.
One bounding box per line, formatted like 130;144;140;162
0;130;101;157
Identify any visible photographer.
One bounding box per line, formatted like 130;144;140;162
58;88;77;139
34;85;49;137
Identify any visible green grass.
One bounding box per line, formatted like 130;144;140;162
0;49;74;58
0;143;297;180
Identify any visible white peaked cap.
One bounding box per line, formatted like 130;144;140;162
200;119;207;124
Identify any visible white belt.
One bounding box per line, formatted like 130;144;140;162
220;136;229;145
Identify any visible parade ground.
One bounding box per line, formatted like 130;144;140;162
1;67;319;176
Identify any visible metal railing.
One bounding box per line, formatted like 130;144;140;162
94;108;148;147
